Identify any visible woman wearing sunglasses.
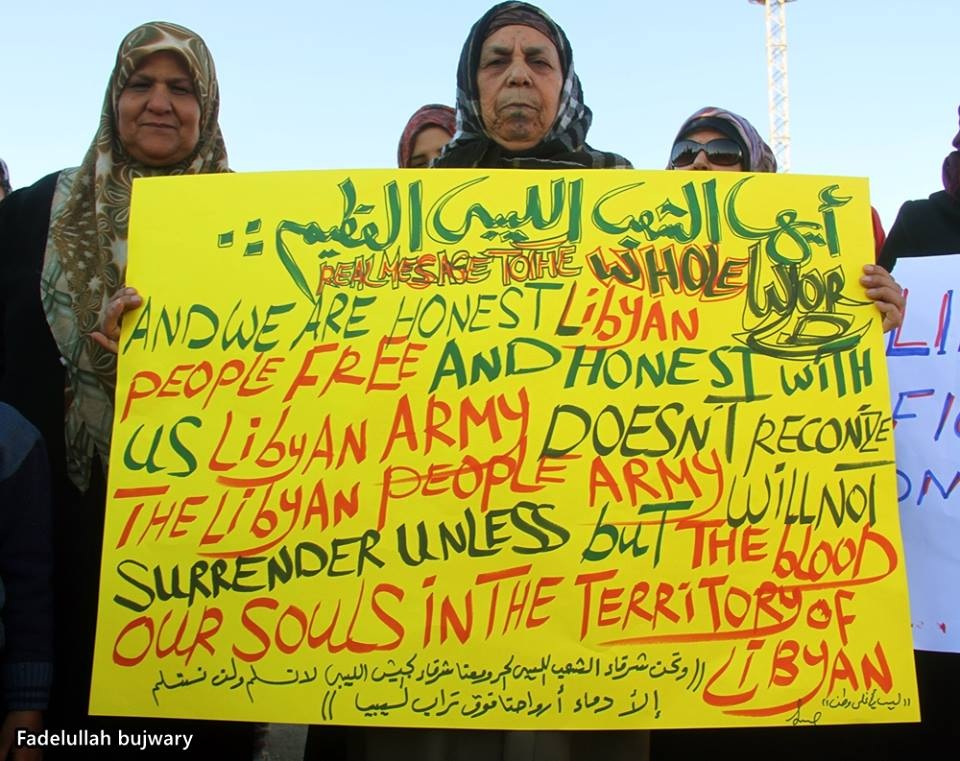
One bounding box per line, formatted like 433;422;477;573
654;112;906;761
666;105;903;332
667;106;776;172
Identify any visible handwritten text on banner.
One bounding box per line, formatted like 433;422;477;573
91;170;918;728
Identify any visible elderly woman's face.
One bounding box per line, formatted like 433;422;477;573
117;51;201;167
477;24;562;151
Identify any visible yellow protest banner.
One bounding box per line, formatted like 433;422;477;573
91;169;918;728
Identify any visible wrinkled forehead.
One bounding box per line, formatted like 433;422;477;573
471;4;568;79
479;23;559;59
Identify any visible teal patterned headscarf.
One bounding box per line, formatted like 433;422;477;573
41;21;229;491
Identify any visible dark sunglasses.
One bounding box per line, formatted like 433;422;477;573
670;138;743;168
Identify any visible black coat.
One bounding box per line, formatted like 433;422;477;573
878;190;960;271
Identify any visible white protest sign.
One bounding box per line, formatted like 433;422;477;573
886;254;960;652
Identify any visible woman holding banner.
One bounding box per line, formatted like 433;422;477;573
665;105;904;332
303;3;641;760
653;106;911;761
0;21;254;759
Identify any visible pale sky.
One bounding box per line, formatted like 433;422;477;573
3;0;957;228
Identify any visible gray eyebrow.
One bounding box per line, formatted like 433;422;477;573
482;44;551;58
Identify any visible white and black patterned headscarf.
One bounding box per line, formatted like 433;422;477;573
435;1;631;169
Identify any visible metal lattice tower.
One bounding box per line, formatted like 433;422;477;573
749;0;795;172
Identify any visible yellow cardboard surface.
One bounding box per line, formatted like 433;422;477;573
91;169;919;728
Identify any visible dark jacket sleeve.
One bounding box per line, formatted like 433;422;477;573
877;201;918;272
0;403;53;710
0;172;60;384
878;191;960;271
0;172;70;489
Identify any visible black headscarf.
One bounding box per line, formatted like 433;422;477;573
434;1;631;169
942;105;960;198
